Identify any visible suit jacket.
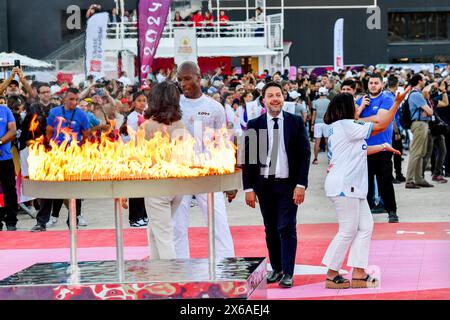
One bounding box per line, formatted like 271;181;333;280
242;111;311;193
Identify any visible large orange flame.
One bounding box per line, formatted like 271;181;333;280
29;114;40;140
27;121;236;181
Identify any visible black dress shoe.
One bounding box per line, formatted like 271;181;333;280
31;224;46;232
267;271;283;283
279;274;294;288
388;212;399;223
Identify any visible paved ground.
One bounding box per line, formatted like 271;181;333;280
14;148;450;231
2;146;450;300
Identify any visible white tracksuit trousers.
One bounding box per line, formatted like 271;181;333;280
172;192;235;259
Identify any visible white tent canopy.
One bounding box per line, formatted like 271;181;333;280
0;52;53;69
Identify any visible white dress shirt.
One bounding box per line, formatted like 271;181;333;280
265;112;289;179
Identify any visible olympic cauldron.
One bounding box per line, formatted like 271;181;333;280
0;126;266;300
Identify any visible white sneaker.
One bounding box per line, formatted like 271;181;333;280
130;219;147;228
190;199;198;208
46;217;58;228
77;215;88;227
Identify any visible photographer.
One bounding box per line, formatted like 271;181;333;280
0;67;36;102
425;80;449;182
86;4;102;19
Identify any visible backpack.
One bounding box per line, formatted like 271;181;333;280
399;91;420;130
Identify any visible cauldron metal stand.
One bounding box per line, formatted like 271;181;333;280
0;171;267;300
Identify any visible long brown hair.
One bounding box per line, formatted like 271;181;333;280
144;82;182;125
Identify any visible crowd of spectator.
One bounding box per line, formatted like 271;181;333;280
0;62;449;230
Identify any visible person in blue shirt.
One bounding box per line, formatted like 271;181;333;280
31;88;90;232
0;104;18;231
357;73;399;223
46;88;90;145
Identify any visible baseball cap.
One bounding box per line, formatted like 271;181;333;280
235;84;244;91
318;87;329;95
288;91;301;99
212;80;224;88
207;86;218;95
9;79;19;87
56;87;69;96
256;82;265;91
140;83;151;90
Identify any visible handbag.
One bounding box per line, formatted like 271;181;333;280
429;113;449;136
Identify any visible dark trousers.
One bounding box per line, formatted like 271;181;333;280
129;198;147;222
445;132;450;176
36;199;80;226
392;133;404;177
0;159;18;226
256;179;298;276
367;152;397;213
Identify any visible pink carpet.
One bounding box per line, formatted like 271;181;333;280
1;222;449;300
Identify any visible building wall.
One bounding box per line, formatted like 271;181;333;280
282;8;385;66
383;1;450;63
5;0;137;59
3;0;450;65
0;0;8;53
281;0;450;66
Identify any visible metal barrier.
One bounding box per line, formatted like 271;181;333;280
106;20;270;39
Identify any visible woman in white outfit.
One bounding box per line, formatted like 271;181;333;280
321;88;410;289
142;82;187;259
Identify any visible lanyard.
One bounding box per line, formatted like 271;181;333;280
61;106;78;124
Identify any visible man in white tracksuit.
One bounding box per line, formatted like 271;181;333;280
173;61;235;258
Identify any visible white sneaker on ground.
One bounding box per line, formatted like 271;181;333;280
46;217;58;228
130;219;147;228
190;199;198;208
77;215;88;226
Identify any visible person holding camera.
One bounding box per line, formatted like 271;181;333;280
423;81;448;183
434;79;450;177
86;4;102;19
0;67;35;101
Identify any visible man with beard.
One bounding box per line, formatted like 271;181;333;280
242;82;311;288
24;83;62;231
358;73;399;223
172;61;235;259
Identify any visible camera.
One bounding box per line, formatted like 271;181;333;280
14;60;21;68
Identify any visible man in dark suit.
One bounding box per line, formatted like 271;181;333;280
242;82;311;288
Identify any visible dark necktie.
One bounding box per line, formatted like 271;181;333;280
268;118;279;177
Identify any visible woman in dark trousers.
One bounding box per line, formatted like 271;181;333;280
120;92;149;227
